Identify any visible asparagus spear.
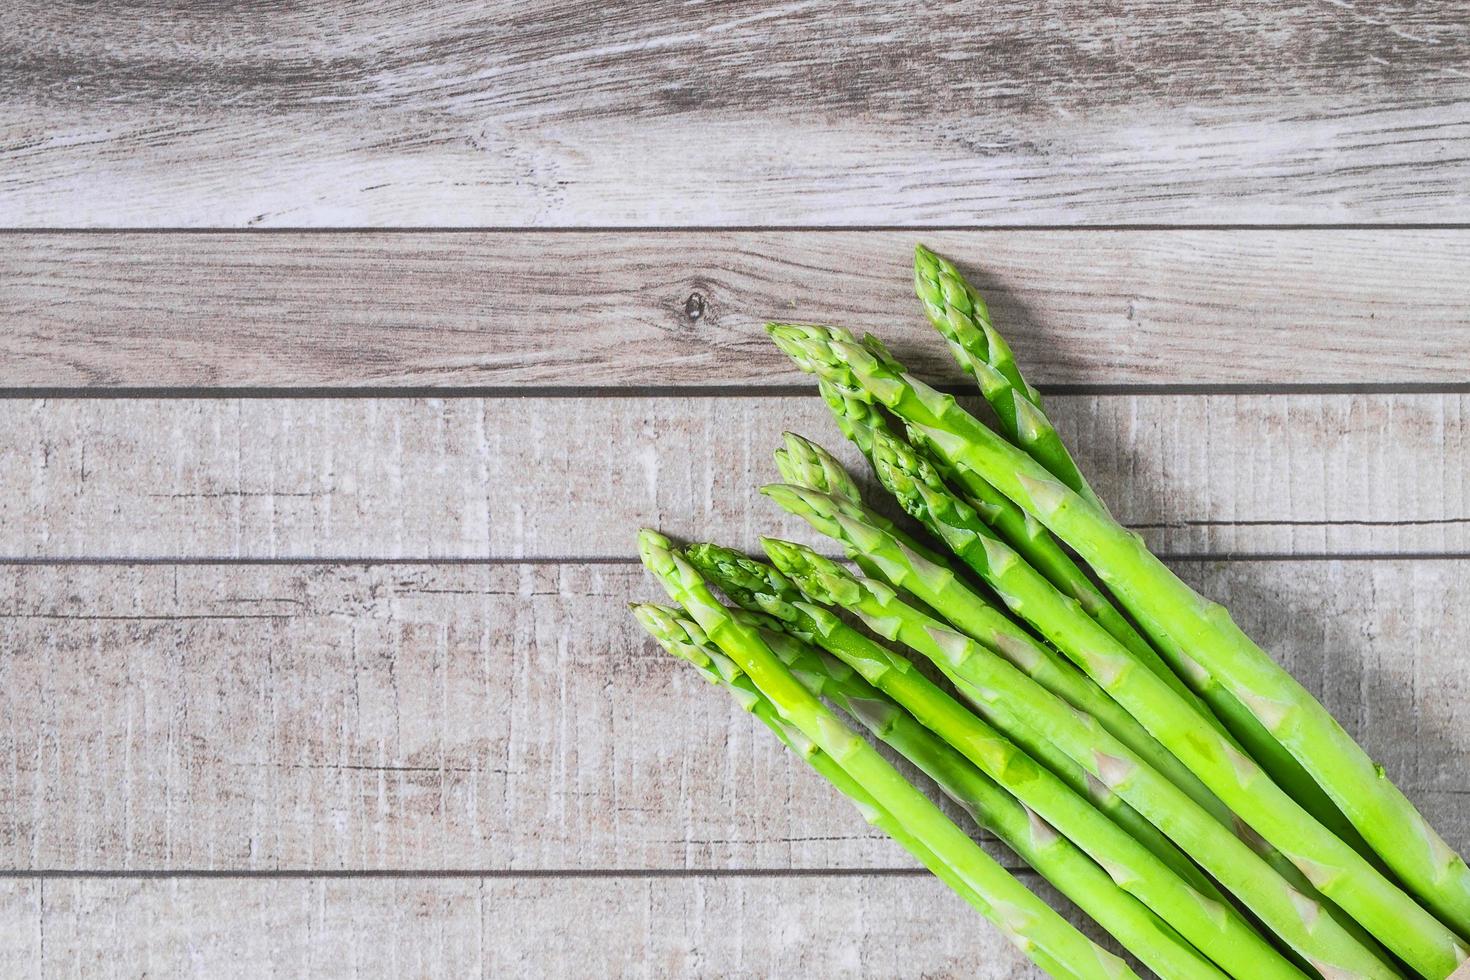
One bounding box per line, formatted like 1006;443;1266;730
774;431;948;568
685;542;1223;902
686;545;1305;979
761;480;1227;822
911;249;1384;869
638;530;1132;978
768;322;1470;973
630;603;1014;933
814;373;1174;700
764;537;1404;978
867;423;1380;865
756;617;1250;980
913;243;1099;510
774;431;864;504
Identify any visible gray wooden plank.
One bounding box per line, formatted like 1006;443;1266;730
0;881;38;977
1;560;1464;872
3;230;1468;387
0;561;917;871
2;394;1466;560
0;875;1090;979
3;2;1467;225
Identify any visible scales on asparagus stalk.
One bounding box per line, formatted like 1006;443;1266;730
913;243;1100;511
912;247;1385;874
865;422;1380;864
763;537;1403;978
637;530;1131;978
814;367;1173;698
630;603;1018;940
769;322;1470;973
684;544;1305;979
761;480;1228;821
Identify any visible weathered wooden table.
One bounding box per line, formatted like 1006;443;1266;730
2;3;1468;976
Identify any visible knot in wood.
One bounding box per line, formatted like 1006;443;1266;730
683;291;707;323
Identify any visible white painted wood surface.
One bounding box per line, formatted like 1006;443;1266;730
0;875;1117;979
3;394;1467;560
2;231;1467;388
3;2;1468;225
5;2;1470;976
1;560;1464;875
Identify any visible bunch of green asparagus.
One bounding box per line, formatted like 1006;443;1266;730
632;245;1470;979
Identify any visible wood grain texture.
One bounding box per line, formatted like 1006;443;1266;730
3;2;1467;225
3;230;1469;387
3;393;1467;560
0;561;920;872
0;875;1095;979
0;881;37;973
1;560;1464;873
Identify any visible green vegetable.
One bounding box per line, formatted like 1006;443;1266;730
764;537;1401;977
761;480;1226;822
867;422;1200;707
630;602;1009;927
758;616;1244;980
685;542;1221;901
814;364;1177;704
774;431;864;504
637;530;1131;978
912;246;1381;870
760;467;1390;965
774;430;948;568
767;322;1470;974
912;243;1100;510
685;545;1302;979
867;422;1380;863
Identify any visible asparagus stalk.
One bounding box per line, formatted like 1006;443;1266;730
685;542;1223;903
761;480;1227;823
761;476;1392;965
815;372;1176;701
912;249;1384;869
774;431;949;568
913;243;1100;510
629;603;1009;931
638;530;1132;979
755;618;1249;980
764;537;1403;978
686;545;1304;979
868;425;1207;707
768;322;1470;973
867;423;1380;865
774;431;864;504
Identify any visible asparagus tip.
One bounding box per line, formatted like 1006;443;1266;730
758;482;794;502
